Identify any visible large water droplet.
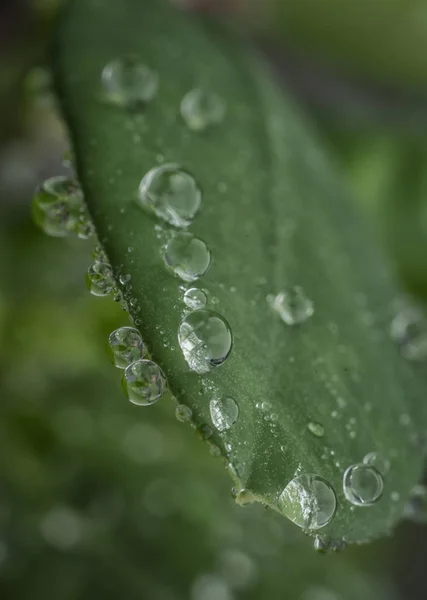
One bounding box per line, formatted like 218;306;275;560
164;233;211;282
180;88;226;131
178;309;232;374
278;474;336;530
343;463;383;506
363;452;390;476
122;359;166;406
184;288;207;310
403;484;427;524
86;262;115;296
101;56;158;106
268;287;314;325
138;163;201;227
307;422;324;438
175;404;193;423
390;304;427;361
32;176;85;237
210;396;239;432
108;326;145;368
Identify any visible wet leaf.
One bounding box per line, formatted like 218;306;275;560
53;0;427;544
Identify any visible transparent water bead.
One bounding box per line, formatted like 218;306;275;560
403;484;427;524
86;262;115;296
175;404;193;423
390;303;427;361
278;474;336;530
343;463;383;506
268;287;314;325
122;359;166;406
307;422;324;438
108;326;145;368
178;309;233;374
32;176;84;237
180;88;226;131
184;288;207;310
101;56;158;106
164;233;211;282
363;451;390;476
138;163;202;228
210;396;239;432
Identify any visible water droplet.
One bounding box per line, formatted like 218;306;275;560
278;474;336;530
86;262;115;296
122;359;166;406
343;464;383;506
175;404;193;423
108;326;145;368
32;176;86;237
390;303;427;361
268;287;314;325
119;273;131;285
210;396;239;432
164;233;211;282
197;423;213;440
101;56;158;106
178;309;233;374
180;88;226;131
313;535;347;553
138;163;201;227
363;452;390;476
184;287;207;310
403;484;427;524
307;422;324;438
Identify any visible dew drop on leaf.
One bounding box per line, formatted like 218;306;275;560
268;287;314;325
363;451;391;476
86;262;115;296
403;484;427;524
343;464;383;506
32;176;86;237
180;88;226;131
278;474;337;530
210;396;239;432
101;56;158;106
164;233;211;282
307;422;325;438
108;326;146;369
183;287;207;310
178;309;233;374
175;404;193;423
122;359;166;406
138;163;202;227
390;302;427;362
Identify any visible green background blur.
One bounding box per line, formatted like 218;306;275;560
0;1;426;598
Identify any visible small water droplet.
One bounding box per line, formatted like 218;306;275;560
178;309;232;374
180;88;226;131
268;287;314;325
210;396;239;432
307;422;324;438
122;359;166;406
138;163;201;228
119;273;131;285
363;452;390;476
278;474;336;530
86;262;115;296
343;464;383;506
261;401;271;411
101;56;158;106
32;176;88;237
197;423;213;440
164;233;211;282
183;287;207;310
175;404;193;423
390;303;427;361
108;326;145;368
403;484;427;524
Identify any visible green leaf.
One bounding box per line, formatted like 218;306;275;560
52;0;427;545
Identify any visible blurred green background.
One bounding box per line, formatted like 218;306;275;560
1;1;426;599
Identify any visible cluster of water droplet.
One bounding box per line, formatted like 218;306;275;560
32;176;94;239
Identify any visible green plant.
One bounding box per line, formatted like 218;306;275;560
38;0;427;550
